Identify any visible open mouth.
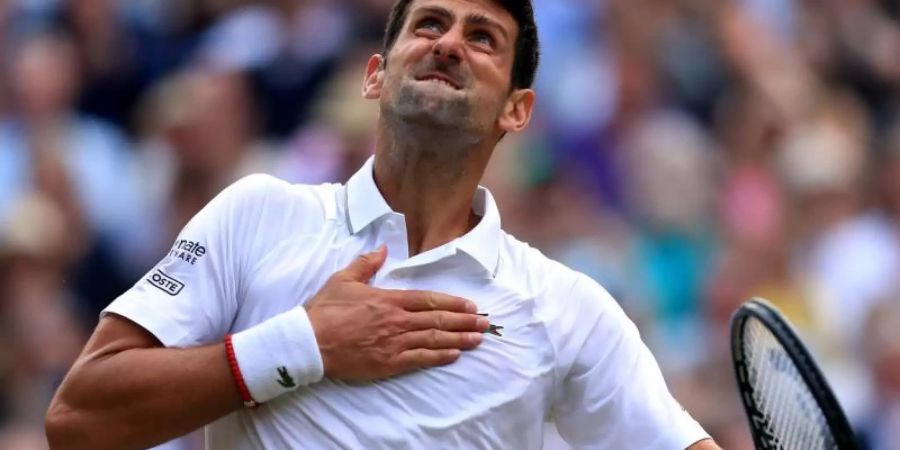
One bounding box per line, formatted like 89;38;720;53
415;73;462;90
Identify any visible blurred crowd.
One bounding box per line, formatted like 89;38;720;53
0;0;899;449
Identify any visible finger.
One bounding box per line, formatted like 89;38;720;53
392;348;461;372
403;311;490;332
389;290;477;313
339;245;387;282
400;329;483;350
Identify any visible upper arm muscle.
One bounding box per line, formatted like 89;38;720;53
79;314;164;363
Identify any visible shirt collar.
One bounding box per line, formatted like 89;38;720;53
458;185;502;276
346;156;393;234
345;156;502;275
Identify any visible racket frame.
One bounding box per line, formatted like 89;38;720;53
730;298;858;449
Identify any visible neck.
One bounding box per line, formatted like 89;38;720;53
372;121;492;256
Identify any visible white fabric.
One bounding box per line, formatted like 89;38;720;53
231;306;323;403
104;157;709;449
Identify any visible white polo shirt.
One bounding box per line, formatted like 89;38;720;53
104;157;708;449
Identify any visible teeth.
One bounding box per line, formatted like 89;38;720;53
424;78;455;89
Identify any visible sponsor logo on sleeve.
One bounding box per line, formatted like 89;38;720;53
147;269;185;296
168;239;207;265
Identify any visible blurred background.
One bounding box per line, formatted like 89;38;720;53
0;0;899;448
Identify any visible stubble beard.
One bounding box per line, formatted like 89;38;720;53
389;80;477;133
381;79;488;183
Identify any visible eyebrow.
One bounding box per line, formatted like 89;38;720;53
414;6;510;41
466;13;509;41
416;6;454;22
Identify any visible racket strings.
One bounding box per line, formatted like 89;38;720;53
743;318;836;449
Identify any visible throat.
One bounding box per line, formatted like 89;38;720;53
380;135;473;192
404;207;482;257
373;155;482;257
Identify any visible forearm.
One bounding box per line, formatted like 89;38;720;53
46;343;242;450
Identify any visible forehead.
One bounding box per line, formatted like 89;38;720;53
406;0;517;31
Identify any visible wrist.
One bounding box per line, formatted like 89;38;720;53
224;334;257;408
229;306;324;404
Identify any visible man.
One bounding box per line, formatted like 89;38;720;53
46;0;720;449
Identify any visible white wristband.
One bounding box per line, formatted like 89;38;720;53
230;306;324;403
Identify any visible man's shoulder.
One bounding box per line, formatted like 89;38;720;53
497;232;586;296
229;173;336;196
498;232;618;315
220;174;342;232
228;173;339;211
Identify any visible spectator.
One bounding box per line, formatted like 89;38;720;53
0;30;139;318
0;193;86;427
130;68;277;270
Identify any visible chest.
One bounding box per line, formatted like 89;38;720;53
233;230;557;446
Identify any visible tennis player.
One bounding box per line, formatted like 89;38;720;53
46;0;719;448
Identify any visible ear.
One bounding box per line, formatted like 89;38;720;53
362;54;385;99
497;89;535;133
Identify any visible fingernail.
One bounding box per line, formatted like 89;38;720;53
469;333;483;345
466;302;478;313
476;317;490;329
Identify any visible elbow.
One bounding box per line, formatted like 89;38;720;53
45;399;96;450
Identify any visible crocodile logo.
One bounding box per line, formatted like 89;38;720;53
276;366;295;388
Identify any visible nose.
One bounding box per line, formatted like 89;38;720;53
432;30;463;66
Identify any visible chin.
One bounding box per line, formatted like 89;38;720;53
402;108;466;131
391;84;473;130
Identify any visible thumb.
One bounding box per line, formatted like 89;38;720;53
341;245;387;282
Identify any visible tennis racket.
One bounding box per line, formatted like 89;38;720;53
730;298;858;449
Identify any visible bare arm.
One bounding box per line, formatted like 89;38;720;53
45;315;241;450
687;438;722;450
45;248;488;450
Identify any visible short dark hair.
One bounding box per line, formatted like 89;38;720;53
382;0;540;90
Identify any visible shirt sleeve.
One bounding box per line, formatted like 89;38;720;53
103;174;276;348
550;274;709;449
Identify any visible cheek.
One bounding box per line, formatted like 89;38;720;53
391;41;432;69
472;55;511;93
379;59;410;97
473;69;510;112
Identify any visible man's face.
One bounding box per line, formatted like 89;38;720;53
369;0;523;136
